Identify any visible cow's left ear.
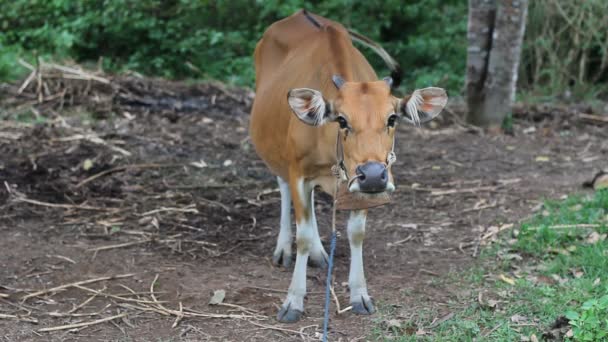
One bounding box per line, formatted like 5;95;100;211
399;87;448;125
287;88;333;126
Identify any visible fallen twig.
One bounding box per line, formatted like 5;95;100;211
579;113;608;124
73;285;167;305
0;313;38;323
246;320;311;337
462;202;497;213
330;286;351;314
172;302;184;328
482;322;504;337
140;205;198;216
387;234;414;247
38;312;127;332
49;304;112;318
428;312;454;329
431;186;498;196
14;197;117;212
76;163;179;188
68;292;102;314
22;274;134;301
47;254;77;264
481;224;514;242
529;223;600;230
87;239;151;253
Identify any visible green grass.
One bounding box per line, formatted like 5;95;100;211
372;190;608;341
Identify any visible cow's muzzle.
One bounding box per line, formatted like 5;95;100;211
349;162;394;193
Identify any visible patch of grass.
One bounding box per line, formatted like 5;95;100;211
372;190;608;341
10;110;48;125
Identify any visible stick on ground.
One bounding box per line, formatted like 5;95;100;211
38;312;127;332
22;274;134;301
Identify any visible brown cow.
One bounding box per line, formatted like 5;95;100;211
249;10;447;322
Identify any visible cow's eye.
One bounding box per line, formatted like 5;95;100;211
337;116;348;129
387;114;398;128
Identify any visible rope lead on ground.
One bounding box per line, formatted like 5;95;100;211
322;231;337;342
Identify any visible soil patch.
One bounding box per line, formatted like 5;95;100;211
1;76;607;341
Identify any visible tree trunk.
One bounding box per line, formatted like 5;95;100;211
466;0;528;129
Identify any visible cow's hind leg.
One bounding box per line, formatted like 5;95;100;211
308;193;328;268
277;178;314;322
347;210;375;314
273;177;293;267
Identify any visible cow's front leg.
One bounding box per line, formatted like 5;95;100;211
348;210;375;314
277;178;314;322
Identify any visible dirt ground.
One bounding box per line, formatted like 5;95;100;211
1;76;607;341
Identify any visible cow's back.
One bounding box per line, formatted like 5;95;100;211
250;10;377;181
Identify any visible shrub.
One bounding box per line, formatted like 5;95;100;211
520;0;608;99
0;0;467;92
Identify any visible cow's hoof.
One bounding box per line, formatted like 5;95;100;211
351;295;375;315
277;302;303;323
272;249;292;268
308;248;328;269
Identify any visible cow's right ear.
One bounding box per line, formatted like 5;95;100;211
287;88;333;126
399;87;447;126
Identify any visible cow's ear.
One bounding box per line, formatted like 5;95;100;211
399;87;447;125
288;88;333;126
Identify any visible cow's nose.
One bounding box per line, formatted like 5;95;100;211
355;162;388;193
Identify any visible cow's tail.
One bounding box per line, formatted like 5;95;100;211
347;29;402;89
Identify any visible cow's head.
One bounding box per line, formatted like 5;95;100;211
287;76;447;194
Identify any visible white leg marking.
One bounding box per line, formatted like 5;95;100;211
347;210;374;314
282;216;312;312
278;178;313;322
273;177;292;267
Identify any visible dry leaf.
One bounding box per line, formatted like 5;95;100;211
565;329;574;338
209;289;225;305
415;329;427;336
499;274;515;285
385;319;402;329
190;159;208;168
535;275;557;285
593;278;601;286
586;231;606;244
570;269;584;279
569;204;583;211
530;334;539;342
535;156;550;162
487;299;499;308
500;253;523;261
82;159;94;171
511;314;528;324
551;274;568;285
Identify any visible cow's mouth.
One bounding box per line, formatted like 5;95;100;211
348;180;395;194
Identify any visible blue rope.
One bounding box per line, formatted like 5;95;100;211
322;231;337;342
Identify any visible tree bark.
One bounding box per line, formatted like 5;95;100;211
466;0;528;128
